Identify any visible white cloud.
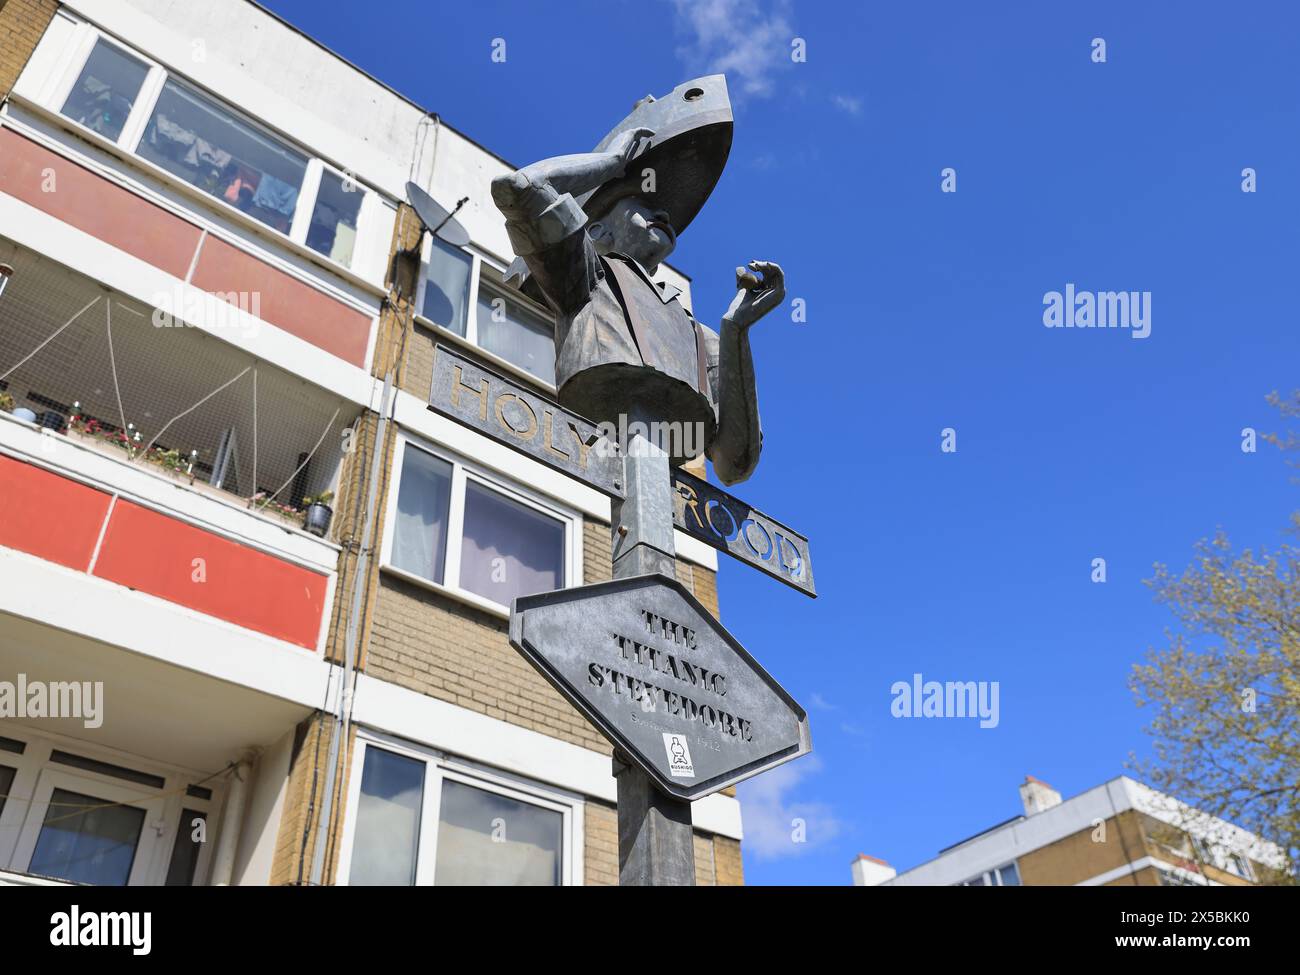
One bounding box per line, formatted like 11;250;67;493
808;691;837;711
831;93;863;115
670;0;795;98
737;755;843;860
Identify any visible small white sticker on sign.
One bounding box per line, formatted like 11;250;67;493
662;733;695;778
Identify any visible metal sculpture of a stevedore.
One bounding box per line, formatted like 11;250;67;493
491;75;782;485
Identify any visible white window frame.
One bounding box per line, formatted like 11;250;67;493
379;433;582;619
414;234;480;338
1224;852;1254;881
414;246;562;393
0;728;219;886
44;22;166;153
960;860;1020;886
37;17;381;274
296;161;375;264
335;730;583;886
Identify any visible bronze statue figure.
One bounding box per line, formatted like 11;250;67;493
490;75;784;485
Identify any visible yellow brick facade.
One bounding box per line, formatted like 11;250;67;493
269;202;744;885
0;0;56;100
1014;809;1267;887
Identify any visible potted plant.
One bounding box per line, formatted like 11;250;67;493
0;392;14;414
301;491;334;537
249;492;302;526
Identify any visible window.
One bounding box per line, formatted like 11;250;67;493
139;80;308;235
476;287;556;384
416;248;559;387
28;787;146;886
961;861;1020;886
59;39;148;142
48;23;388;274
0;765;15;820
1188;834;1220;868
307;170;363;266
392;447;453;584
385;439;576;612
421;236;473;336
165;809;208;886
0;731;218;886
348;748;425;886
434;778;562;886
1227;852;1248;883
459;478;564;605
341;737;579;886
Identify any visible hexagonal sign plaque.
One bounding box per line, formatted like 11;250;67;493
509;574;810;801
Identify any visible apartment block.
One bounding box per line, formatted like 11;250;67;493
852;775;1284;887
0;0;743;885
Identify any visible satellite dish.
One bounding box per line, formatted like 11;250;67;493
405;181;471;247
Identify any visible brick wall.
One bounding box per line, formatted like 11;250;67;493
1017;809;1148;885
0;0;56;101
714;835;745;885
269;715;357;886
582;799;744;887
300;197;745;884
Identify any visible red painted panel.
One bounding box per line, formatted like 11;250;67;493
0;129;201;278
92;500;326;650
0;454;112;570
191;236;371;366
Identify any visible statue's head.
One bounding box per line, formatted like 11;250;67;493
502;76;731;294
587;196;676;272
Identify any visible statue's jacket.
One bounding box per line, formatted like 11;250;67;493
503;196;720;448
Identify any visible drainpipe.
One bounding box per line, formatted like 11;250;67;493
308;370;394;886
210;749;258;886
305;112;437;887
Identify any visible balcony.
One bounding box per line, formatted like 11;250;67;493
0;239;360;654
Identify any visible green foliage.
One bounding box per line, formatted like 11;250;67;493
301;491;334;509
1131;391;1300;882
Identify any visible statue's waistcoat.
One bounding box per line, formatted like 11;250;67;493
554;254;717;460
602;256;709;396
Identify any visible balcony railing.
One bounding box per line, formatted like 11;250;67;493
0;239;358;533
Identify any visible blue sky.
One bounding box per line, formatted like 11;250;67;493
261;0;1300;884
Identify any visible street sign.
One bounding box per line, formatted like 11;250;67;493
670;468;816;597
509;573;810;801
427;345;623;498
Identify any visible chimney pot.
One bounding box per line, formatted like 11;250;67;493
1019;775;1062;816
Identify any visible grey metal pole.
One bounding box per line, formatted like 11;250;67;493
609;422;696;886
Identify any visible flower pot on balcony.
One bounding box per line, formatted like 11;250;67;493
12;408;37;423
304;502;333;538
39;411;66;432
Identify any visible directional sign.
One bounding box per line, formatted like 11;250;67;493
509;574;810;801
428;345;623;498
670;469;816;597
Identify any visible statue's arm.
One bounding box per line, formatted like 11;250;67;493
704;319;762;486
489;129;653;254
705;261;785;486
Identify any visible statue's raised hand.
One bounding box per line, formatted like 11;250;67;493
724;261;785;329
608;127;655;176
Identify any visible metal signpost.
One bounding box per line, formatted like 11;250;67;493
670;467;816;598
428;345;624;499
510;573;811;802
509;423;810;884
411;73;816;884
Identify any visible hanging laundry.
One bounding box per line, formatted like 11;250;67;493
184;136;232;171
251;174;299;217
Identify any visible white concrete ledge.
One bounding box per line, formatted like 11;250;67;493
351;671;743;840
0;546;333;708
